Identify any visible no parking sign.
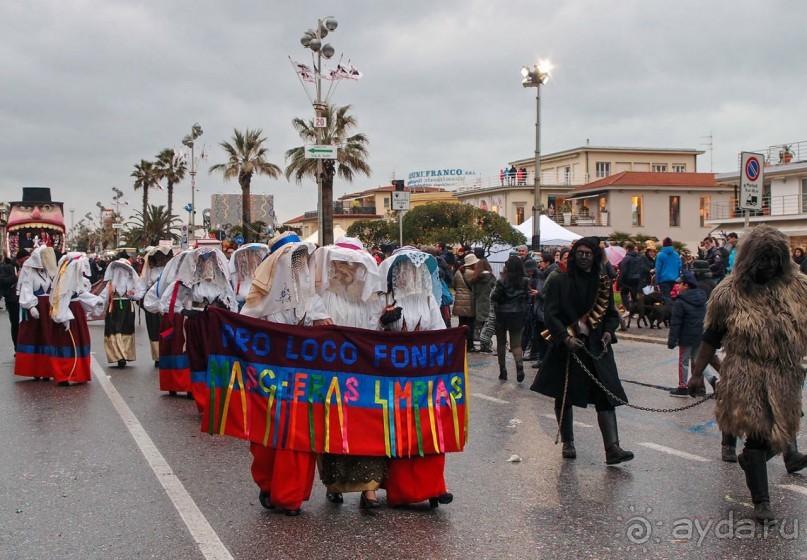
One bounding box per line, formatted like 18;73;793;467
740;152;764;211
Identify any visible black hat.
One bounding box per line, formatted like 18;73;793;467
12;187;54;205
15;249;30;260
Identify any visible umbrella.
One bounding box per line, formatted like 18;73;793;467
604;245;627;266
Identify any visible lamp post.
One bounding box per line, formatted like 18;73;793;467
300;17;338;246
181;122;204;243
521;61;551;252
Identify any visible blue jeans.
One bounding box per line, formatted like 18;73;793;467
677;342;718;388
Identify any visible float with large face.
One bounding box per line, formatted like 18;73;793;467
6;187;66;256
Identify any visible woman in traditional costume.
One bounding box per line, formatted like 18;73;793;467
228;243;268;309
378;247;454;508
310;237;386;509
14;245;58;381
135;246;173;367
101;259;139;368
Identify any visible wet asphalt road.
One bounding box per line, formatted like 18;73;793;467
1;311;806;560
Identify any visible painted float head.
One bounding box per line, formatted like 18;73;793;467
7;187;66;256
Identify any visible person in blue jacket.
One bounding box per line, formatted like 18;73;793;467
654;237;682;303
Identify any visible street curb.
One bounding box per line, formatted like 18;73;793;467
617;332;667;345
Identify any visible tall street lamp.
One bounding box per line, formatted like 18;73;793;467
181;122;204;243
521;60;551;251
300;17;338;246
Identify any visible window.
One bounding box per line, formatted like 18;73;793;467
383;197;390;208
669;196;680;227
699;196;711;227
564;166;572;185
672;164;686;173
631;196;644;227
595;162;611;178
516;206;525;225
653;164;668;172
801;179;807;213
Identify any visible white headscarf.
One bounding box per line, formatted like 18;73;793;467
17;245;57;309
103;259;139;297
228;243;269;301
50;252;103;326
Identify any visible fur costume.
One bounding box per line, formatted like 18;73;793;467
707;225;807;453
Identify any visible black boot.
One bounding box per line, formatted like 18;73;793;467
516;365;525;383
783;441;807;474
597;409;634;465
498;354;507;380
721;432;738;463
513;348;525;382
738;449;776;524
554;400;576;459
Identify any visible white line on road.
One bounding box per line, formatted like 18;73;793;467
638;442;711;462
472;393;510;404
540;413;593;428
91;358;234;560
779;484;807;497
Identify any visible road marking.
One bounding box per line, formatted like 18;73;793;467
638;442;710;462
91;357;234;560
779;484;807;497
472;393;509;404
540;414;593;428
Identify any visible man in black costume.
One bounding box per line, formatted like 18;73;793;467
531;237;634;465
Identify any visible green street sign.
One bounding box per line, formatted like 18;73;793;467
305;144;337;159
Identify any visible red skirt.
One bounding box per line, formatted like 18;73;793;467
384;455;447;506
15;297;92;384
158;313;191;393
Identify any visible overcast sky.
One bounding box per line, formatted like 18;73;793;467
2;0;805;228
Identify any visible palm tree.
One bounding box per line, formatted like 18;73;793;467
209;129;282;244
153;148;187;219
285;104;371;246
131;160;161;219
124;204;180;248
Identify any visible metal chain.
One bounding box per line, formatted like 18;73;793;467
570;347;715;413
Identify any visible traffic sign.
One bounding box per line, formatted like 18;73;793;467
314;116;328;128
304;145;337;159
235;235;244;245
112;223;124;229
740;151;764;211
391;191;410;211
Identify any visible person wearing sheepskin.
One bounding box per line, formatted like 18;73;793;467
241;231;330;517
310;236;387;510
101;259;139;368
689;224;807;525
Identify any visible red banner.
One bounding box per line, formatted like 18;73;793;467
189;308;469;457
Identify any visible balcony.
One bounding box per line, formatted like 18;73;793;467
454;171;590;193
303;204;378;220
739;140;807;167
708;194;807;221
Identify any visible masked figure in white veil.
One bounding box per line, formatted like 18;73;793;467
135;246;173;367
377;247;454;508
33;252;103;386
14;245;58;381
144;248;236;398
310;237;387;509
101;259;139;368
228;243;268;309
241;231;330;516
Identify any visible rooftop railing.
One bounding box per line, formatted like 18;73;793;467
708;193;807;220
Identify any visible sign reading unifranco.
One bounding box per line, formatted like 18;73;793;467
740;152;764;211
304;145;337;159
407;168;477;189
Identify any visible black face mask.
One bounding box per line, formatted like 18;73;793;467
575;251;594;272
752;254;780;283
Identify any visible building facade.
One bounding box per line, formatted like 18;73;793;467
209;193;275;230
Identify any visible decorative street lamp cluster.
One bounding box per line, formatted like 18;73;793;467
521;60;552;251
179;122;205;243
299;17;338;246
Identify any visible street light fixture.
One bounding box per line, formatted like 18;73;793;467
299;17;338;246
521;60;551;251
181;122;204;243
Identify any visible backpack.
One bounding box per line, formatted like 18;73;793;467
440;278;454;307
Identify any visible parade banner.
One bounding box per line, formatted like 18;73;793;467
190;308;469;458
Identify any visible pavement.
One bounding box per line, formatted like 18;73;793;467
1;310;807;560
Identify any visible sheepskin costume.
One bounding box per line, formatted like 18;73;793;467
707;225;807;452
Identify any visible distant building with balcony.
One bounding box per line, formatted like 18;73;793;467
454;145;703;226
281;185;453;241
564;172;730;250
707;141;807;247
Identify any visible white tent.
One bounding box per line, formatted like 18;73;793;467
487;216;581;274
303;225;347;244
514;216;582;246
